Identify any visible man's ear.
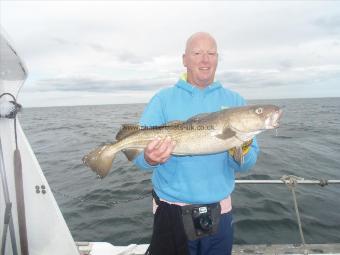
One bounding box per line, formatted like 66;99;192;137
182;54;187;67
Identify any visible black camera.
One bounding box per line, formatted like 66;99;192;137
192;206;213;235
182;202;221;240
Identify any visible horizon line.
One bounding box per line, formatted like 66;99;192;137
21;96;340;109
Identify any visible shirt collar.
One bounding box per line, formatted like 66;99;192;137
176;73;222;95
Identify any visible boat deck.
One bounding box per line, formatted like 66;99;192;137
76;242;340;255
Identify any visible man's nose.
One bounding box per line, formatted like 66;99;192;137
201;53;209;62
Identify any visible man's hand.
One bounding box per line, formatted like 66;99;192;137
144;137;176;165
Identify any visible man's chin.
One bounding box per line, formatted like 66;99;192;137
198;77;214;85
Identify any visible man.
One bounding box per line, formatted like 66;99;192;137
133;32;259;255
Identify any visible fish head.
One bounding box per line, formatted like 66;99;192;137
228;105;283;133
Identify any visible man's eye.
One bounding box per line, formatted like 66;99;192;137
193;52;201;56
209;52;216;56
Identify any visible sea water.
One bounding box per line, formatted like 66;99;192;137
19;97;340;245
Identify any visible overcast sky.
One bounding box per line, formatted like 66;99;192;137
1;1;340;107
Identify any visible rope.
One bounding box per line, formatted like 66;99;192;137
309;175;329;187
280;175;307;253
0;92;29;255
0;93;21;150
0;139;19;255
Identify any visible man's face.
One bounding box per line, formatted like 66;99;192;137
183;35;218;88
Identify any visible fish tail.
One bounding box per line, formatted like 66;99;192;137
82;142;120;178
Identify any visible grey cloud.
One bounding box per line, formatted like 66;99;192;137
313;14;340;33
31;76;175;93
51;37;110;52
88;43;108;53
277;59;293;70
26;65;340;95
116;51;154;64
217;67;340;89
217;70;273;88
51;37;73;45
51;36;154;63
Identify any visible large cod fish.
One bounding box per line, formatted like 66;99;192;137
83;104;282;177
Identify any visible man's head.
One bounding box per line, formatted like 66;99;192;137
183;32;218;88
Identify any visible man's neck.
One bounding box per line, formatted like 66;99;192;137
187;78;211;89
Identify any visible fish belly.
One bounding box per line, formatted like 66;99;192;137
171;133;242;155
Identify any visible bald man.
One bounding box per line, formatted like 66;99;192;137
134;32;259;255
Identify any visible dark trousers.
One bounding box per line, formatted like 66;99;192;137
146;201;189;255
188;212;233;255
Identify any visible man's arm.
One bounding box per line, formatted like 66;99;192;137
133;94;175;170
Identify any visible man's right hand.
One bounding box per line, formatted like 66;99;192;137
144;137;176;165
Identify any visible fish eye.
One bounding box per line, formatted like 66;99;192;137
255;107;263;114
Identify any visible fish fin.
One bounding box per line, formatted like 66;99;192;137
82;143;118;177
233;146;244;165
187;113;210;122
215;128;236;140
122;149;143;161
116;124;140;140
165;120;183;126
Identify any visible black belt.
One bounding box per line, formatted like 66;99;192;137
152;190;221;240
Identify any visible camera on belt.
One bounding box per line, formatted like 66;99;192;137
192;206;213;236
181;202;221;240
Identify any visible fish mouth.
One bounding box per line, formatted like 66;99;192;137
265;108;283;129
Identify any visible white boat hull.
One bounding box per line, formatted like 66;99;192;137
0;28;79;255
